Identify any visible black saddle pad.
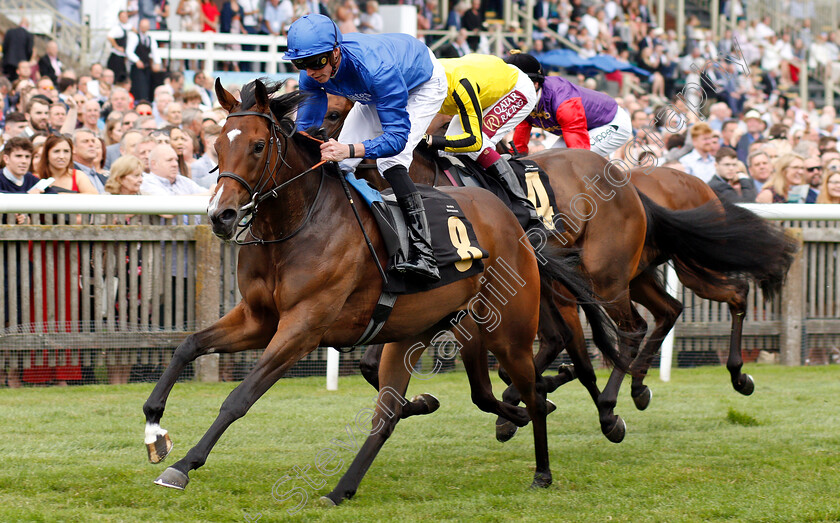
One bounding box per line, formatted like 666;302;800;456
370;184;489;295
437;156;560;232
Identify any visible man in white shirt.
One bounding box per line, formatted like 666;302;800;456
679;123;718;183
127;18;163;101
581;5;599;42
239;0;262;72
263;0;293;35
192;71;214;108
106;11;134;80
754;15;775;42
141;144;207;196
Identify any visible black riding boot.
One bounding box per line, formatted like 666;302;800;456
396;193;440;282
382;165;440;282
486;157;541;227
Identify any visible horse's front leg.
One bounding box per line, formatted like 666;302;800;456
152;315;326;490
323;338;424;505
143;303;276;463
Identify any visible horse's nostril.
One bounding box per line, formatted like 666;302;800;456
219;209;237;224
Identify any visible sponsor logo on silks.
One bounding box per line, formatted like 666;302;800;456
483;90;528;138
592;124;619;143
346;92;373;103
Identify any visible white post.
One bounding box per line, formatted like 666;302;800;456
711;0;719;41
267;36;278;75
326;347;339;391
659;263;679;382
657;0;665;30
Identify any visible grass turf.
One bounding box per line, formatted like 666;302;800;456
1;365;839;522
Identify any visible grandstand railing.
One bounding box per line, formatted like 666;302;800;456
148;31;291;78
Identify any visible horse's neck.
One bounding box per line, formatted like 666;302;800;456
251;137;331;240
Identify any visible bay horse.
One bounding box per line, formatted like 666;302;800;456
141;78;620;503
322;96;796;442
496;166;796;436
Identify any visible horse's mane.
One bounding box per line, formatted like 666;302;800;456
239;78;309;125
238;78;332;160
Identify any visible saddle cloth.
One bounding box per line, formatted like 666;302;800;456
437;156;560;232
345;176;489;295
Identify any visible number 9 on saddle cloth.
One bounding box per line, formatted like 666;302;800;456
344;174;489;295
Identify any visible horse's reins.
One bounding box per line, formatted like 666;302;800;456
298;131;389;286
216;110;326;245
216;110;388;284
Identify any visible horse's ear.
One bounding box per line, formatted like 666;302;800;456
254;79;269;111
215;78;237;113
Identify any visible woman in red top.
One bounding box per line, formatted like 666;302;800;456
23;135;98;385
201;0;220;32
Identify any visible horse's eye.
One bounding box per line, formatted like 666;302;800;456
254;141;265;153
326;111;340;122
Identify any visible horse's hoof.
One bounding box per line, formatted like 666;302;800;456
546;399;557;416
146;432;173;464
530;472;552;489
411;393;440;414
735;374;755;396
602;416;626;443
632;387;652;411
557;363;577;380
153;467;189;490
496;420;518;442
319;496;337;507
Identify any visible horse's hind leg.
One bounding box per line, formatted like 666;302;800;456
458;321;533;431
325;336;426;505
143;303;275;463
495;289;581;442
597;296;647;443
360;342;439;419
359;343;383;390
676;267;754;395
627;269;683;410
486;323;551;488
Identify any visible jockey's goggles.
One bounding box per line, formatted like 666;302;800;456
291;52;332;71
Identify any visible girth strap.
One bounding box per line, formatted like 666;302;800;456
342;291;398;350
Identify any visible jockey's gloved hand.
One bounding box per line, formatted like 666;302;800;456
422;134;446;150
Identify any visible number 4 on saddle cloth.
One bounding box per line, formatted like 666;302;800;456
343;177;489;296
439;156;560;233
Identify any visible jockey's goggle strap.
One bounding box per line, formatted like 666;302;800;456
292;51;333;71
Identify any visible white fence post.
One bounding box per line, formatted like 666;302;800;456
659;262;679;382
326;347;339;391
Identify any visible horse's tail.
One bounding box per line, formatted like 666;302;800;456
528;241;629;371
637;190;798;299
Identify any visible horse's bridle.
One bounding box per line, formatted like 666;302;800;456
216;109;327;244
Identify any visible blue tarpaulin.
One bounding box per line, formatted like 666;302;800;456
532;49;651;78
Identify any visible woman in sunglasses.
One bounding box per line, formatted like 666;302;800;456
286;14;447;282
